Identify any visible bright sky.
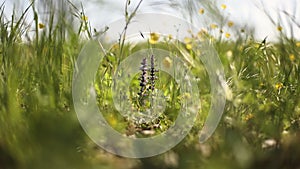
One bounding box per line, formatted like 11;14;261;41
1;0;300;41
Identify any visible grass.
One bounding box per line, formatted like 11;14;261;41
0;0;300;169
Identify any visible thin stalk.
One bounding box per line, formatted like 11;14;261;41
119;0;143;63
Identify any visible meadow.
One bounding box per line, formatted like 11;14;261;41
0;0;300;169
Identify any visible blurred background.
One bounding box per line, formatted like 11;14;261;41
1;0;300;40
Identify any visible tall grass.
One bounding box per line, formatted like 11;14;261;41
0;1;90;169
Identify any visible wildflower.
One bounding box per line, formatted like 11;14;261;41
244;113;254;121
148;55;158;91
184;37;193;50
277;25;283;32
227;21;234;27
168;34;173;40
184;37;192;44
210;23;218;29
149;32;160;44
199;8;205;14
108;115;117;127
221;4;227;9
275;82;283;90
138;58;148;105
186;43;192;50
81;15;88;21
296;42;300;47
38;23;45;29
197;29;208;38
289;54;295;62
225;32;231;38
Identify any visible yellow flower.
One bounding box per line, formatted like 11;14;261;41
221;4;227;9
38;23;45;29
210;23;218;29
168;34;173;40
245;113;254;121
296;42;300;47
186;43;192;50
199;8;205;14
149;32;160;44
184;37;192;44
277;25;283;32
107;115;117;127
289;54;295;62
228;21;234;27
81;15;88;21
275;82;283;90
225;32;231;38
197;29;208;38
